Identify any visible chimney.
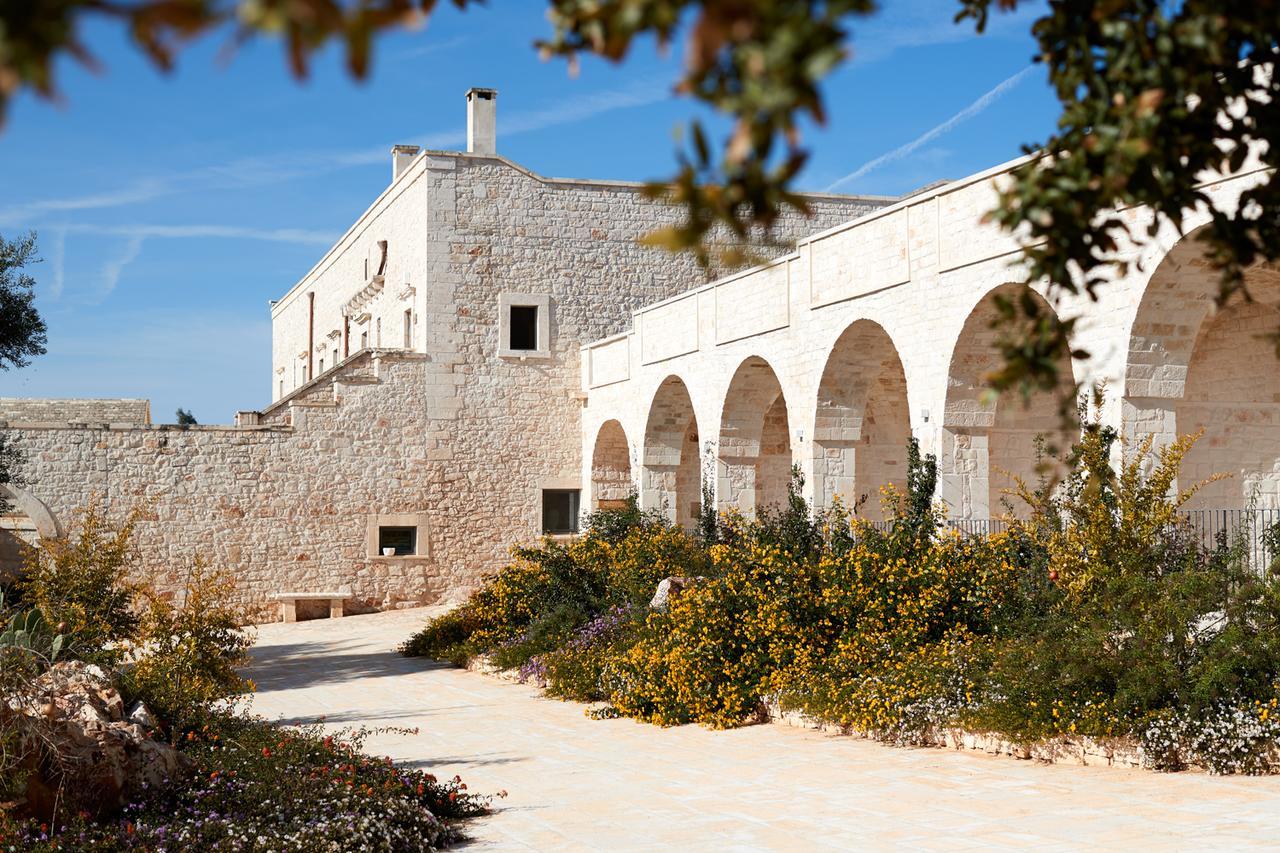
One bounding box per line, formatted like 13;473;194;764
391;144;420;181
466;88;497;155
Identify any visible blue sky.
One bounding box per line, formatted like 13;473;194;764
0;1;1058;423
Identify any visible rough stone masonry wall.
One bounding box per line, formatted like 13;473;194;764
5;352;462;616
416;153;887;582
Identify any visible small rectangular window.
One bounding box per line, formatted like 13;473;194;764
378;526;416;556
279;379;284;399
509;305;539;351
404;309;413;348
360;331;368;350
376;318;382;347
541;489;580;534
318;358;324;373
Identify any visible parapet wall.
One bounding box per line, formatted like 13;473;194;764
0;398;151;426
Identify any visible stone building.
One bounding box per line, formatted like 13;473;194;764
580;151;1280;539
0;90;887;613
5;90;1277;612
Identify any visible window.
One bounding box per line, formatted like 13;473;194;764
318;358;324;374
279;379;284;399
404;309;413;348
509;305;538;351
366;513;429;559
498;294;551;359
376;318;382;347
360;330;368;350
378;526;416;556
541;489;580;534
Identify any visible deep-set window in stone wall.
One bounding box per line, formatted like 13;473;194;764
365;512;431;560
499;293;551;359
541;489;580;534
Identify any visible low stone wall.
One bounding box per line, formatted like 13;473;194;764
763;699;1144;770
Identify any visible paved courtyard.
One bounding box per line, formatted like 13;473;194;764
249;608;1280;851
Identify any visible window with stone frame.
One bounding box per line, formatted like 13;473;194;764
541;489;581;534
498;293;551;359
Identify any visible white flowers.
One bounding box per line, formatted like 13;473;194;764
1141;700;1280;775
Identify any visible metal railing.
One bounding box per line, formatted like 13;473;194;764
925;509;1280;571
1177;508;1280;571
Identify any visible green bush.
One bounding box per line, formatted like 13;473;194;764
19;502;141;664
124;560;255;729
969;421;1280;745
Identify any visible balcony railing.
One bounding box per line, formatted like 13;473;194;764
860;509;1280;571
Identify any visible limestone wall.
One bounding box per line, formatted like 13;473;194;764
270;159;430;401
269;149;889;406
316;153;887;581
0;398;151;426
5;352;458;615
581;156;1280;523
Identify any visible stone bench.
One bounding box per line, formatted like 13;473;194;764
274;591;350;623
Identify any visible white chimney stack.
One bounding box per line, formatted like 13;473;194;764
391;144;420;181
466;88;497;155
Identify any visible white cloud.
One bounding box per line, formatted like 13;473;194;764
47;226;66;299
825;66;1034;192
65;223;337;245
97;234;146;301
392;35;469;61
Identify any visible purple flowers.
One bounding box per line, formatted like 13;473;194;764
565;606;632;652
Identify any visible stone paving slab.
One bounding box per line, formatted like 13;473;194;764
247;608;1280;851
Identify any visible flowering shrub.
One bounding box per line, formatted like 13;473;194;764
404;427;1280;773
968;417;1280;749
538;605;637;701
2;711;493;850
19;501;142;665
400;501;707;669
1141;698;1280;775
1;503;491;844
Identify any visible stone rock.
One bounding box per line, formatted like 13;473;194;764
10;661;192;821
128;701;158;729
649;576;705;611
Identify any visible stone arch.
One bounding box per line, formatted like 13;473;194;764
590;419;633;509
0;485;60;582
812;319;911;521
641;376;702;528
942;284;1075;519
1124;225;1280;510
718;356;793;516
